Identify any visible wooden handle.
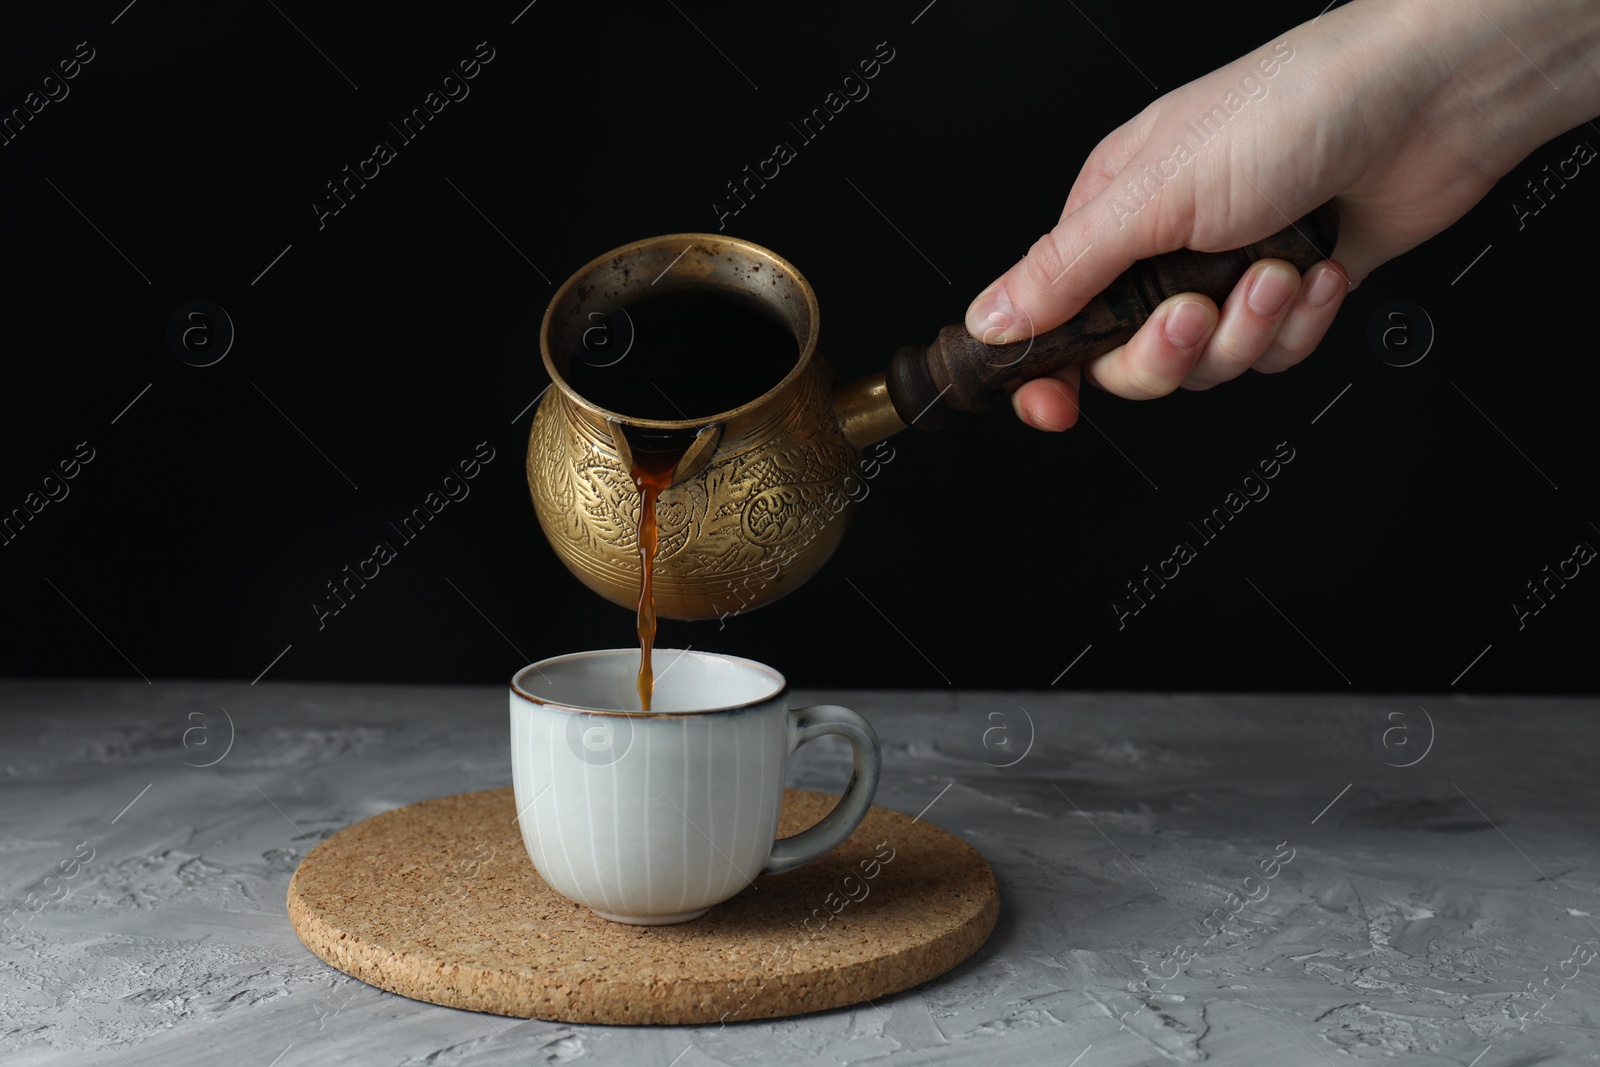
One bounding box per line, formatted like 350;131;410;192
886;201;1340;428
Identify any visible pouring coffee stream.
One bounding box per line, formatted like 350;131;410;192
527;203;1340;707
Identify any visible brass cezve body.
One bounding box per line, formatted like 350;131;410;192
527;233;906;620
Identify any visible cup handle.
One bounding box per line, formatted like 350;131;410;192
763;704;882;876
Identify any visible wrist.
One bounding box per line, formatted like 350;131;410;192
1381;0;1600;172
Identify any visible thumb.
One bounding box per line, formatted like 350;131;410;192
964;185;1185;345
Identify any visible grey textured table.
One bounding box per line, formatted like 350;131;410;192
2;680;1597;1066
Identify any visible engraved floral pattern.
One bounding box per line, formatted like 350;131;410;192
526;373;857;610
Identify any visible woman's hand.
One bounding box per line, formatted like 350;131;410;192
968;0;1600;430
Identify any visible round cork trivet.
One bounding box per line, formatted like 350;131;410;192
287;787;997;1024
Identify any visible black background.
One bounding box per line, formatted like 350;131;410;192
2;0;1595;697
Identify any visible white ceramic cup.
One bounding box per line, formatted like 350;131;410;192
509;648;881;925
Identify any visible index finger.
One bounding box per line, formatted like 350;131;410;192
963;187;1190;345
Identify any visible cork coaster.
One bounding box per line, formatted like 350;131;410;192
287;787;998;1024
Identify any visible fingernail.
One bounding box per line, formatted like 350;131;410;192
966;284;1017;344
1021;398;1062;432
1027;379;1074;432
1163;300;1211;349
1246;263;1296;317
1305;265;1344;309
